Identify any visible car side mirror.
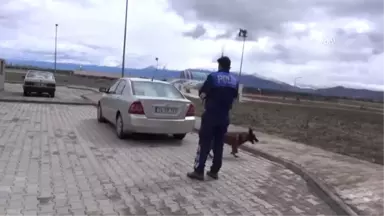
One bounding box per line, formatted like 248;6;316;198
99;87;107;93
22;75;25;79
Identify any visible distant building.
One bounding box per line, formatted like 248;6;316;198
180;69;209;81
179;69;211;90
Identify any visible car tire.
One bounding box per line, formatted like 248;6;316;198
97;103;106;123
173;133;186;140
23;91;29;96
116;113;126;139
50;92;55;98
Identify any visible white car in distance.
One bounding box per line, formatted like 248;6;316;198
97;77;196;140
22;70;56;97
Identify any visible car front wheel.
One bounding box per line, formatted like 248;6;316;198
116;113;125;139
23;91;29;96
173;133;186;140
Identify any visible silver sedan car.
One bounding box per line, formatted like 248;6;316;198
97;77;196;140
22;70;56;97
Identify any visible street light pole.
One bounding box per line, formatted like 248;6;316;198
294;77;302;87
151;57;158;81
121;0;129;77
238;28;247;83
221;44;225;57
54;24;58;74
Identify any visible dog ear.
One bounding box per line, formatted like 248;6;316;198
248;127;253;134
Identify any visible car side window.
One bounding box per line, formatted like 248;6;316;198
108;80;121;93
127;82;134;95
115;80;126;95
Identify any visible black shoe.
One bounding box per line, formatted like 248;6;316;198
187;171;204;181
206;171;218;180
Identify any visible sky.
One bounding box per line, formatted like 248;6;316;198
0;0;383;90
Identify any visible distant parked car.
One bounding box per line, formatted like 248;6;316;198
97;77;196;140
22;70;56;97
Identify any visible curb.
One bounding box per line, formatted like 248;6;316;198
240;145;359;216
80;95;97;106
66;85;99;93
0;98;95;106
192;127;359;216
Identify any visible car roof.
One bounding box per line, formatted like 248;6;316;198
121;77;170;84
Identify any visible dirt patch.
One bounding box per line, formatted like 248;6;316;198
188;97;383;165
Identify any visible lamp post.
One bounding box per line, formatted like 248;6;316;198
221;44;225;57
294;76;302;87
121;0;129;77
151;57;158;81
54;24;58;74
238;28;248;83
294;76;302;101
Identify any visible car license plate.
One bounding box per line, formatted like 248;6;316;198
155;107;177;114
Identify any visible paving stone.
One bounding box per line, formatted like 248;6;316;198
0;103;336;215
194;116;384;216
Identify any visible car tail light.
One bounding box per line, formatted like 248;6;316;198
186;104;195;116
128;101;145;115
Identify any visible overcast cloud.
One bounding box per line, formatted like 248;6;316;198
0;0;383;90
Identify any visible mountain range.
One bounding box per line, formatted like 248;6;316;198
5;59;383;101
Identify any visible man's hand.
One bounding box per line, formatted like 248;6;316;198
199;92;206;105
199;92;206;100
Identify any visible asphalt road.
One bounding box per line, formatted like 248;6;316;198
0;101;336;215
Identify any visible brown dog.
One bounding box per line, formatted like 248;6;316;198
208;128;259;158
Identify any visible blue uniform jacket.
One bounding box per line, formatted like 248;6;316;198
198;71;239;124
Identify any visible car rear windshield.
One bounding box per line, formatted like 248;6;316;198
27;71;53;79
131;81;185;99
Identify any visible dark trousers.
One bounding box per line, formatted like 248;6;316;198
194;113;228;174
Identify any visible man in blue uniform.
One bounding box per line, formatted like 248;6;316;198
187;56;239;181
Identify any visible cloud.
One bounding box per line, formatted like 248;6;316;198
183;24;207;39
168;0;384;90
0;0;383;91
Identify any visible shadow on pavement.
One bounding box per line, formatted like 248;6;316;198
26;93;52;98
77;118;184;148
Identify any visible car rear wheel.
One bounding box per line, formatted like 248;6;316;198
173;133;186;140
97;104;106;123
23;91;29;96
50;92;55;98
116;113;125;139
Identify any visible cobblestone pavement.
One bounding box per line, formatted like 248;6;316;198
195;116;383;216
0;83;92;103
0;103;335;216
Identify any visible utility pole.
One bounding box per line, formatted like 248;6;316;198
54;24;58;74
121;0;129;77
238;28;248;83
